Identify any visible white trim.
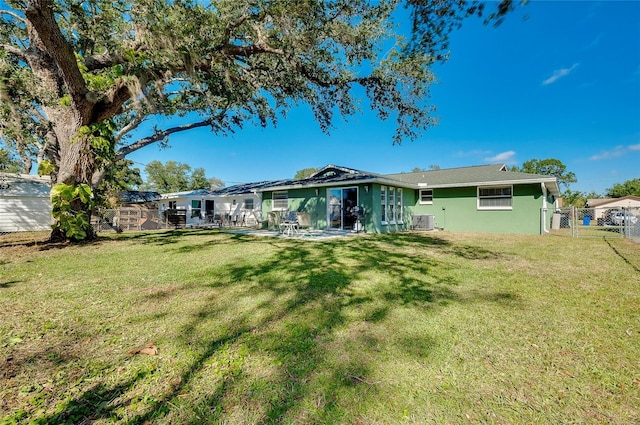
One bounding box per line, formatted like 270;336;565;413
419;188;433;205
272;191;288;211
477;185;513;210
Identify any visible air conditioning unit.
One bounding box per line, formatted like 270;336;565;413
412;214;435;231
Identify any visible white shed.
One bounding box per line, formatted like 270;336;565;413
0;173;52;232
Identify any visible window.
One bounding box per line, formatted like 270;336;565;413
380;186;387;223
191;200;202;218
478;186;512;209
397;188;403;223
244;198;254;210
419;189;433;204
273;191;288;210
388;187;395;223
381;186;405;224
168;201;176;209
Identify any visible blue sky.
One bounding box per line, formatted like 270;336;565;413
128;0;640;195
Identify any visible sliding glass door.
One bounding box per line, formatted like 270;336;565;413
327;187;358;230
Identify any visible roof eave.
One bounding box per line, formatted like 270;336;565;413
421;178;561;195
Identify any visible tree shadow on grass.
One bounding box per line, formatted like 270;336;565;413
125;234;462;423
27;232;513;424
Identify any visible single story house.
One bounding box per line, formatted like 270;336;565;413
0;173;52;233
585;196;640;222
257;164;560;235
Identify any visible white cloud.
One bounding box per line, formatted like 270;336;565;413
589;144;640;160
485;150;517;163
456;149;492;158
542;63;579;86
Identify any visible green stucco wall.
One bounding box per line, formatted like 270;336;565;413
411;184;545;234
262;184;402;233
262;182;545;235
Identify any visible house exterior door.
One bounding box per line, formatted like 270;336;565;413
327;187;358;230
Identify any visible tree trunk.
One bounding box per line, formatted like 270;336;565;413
48;118;98;242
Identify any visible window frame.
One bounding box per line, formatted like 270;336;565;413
477;185;513;210
388;187;395;224
397;188;403;224
419;189;433;205
272;191;288;211
380;186;387;224
191;199;202;218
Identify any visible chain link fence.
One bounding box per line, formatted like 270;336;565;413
544;206;640;241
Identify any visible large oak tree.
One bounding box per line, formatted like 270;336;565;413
1;0;516;241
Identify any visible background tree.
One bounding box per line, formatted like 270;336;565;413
0;0;516;240
0;147;23;173
294;167;320;180
208;177;225;191
512;158;577;190
410;164;440;172
93;159;143;207
606;178;640;198
561;189;602;208
141;160;220;193
142;161;191;193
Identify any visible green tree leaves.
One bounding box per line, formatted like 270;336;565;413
606;178;640;197
513;158;577;190
141;160;219;193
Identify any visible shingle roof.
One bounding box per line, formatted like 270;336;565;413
586;195;640;207
212;180;290;196
118;190;161;203
387;164;561;195
199;163;561;198
251;164;411;192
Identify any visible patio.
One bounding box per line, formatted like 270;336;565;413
224;228;364;240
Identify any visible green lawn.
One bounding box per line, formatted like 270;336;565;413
1;230;639;424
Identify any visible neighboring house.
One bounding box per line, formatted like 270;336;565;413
259;164;560;235
585;196;640;222
0;173;52;232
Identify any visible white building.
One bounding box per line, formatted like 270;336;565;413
0;173;52;232
157;187;262;228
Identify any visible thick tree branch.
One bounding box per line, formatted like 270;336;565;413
25;0;93;121
0;9;26;23
0;44;27;60
116;118;217;159
83;52;126;72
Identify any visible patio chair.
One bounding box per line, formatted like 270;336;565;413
280;211;299;236
296;212;321;237
297;211;311;230
267;211;282;231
